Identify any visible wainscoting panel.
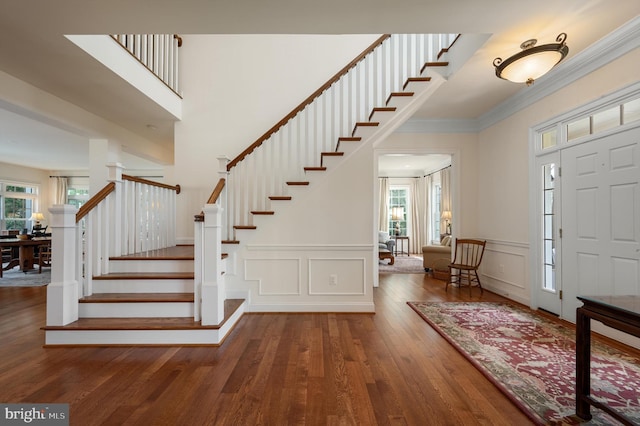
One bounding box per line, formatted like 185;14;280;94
481;240;530;305
244;258;301;295
308;258;366;295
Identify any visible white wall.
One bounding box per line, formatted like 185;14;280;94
171;34;380;241
476;47;640;304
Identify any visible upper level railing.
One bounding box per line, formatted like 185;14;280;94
111;34;182;95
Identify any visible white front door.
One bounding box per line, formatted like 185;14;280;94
561;127;640;323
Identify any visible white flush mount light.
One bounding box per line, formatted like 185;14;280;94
493;33;569;86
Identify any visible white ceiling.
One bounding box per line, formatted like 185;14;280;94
0;0;638;172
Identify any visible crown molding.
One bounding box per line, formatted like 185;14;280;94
398;16;640;134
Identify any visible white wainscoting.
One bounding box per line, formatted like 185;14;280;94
245;258;301;296
308;258;366;295
480;239;530;305
228;244;374;313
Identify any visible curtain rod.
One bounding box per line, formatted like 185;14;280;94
423;164;451;177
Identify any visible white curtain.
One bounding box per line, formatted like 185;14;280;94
440;168;451;234
378;178;389;232
410;177;428;254
53;177;68;204
425;174;433;243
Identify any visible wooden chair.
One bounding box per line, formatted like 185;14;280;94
446;239;486;295
37;241;52;273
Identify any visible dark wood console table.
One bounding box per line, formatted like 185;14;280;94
576;295;640;425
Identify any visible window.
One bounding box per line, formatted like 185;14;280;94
541;129;557;149
388;187;408;236
67;187;90;210
0;182;39;232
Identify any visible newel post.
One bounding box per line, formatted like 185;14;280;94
201;204;225;325
46;204;79;326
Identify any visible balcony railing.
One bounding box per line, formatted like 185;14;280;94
112;34;182;95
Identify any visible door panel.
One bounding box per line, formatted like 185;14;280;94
562;127;640;323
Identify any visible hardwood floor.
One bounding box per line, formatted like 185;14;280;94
0;274;535;425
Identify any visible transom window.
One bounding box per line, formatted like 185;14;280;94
540;95;640;150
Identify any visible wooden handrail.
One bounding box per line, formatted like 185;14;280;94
194;178;226;222
122;174;181;194
207;178;226;204
226;34;391;171
76;182;116;223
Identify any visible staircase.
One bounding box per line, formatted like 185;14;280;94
44;246;246;345
43;33;485;346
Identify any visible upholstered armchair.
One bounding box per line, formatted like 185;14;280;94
422;235;452;272
378;231;396;252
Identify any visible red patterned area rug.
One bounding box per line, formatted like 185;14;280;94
407;301;640;425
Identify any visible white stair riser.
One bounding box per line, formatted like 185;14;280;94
44;301;246;346
45;329;223;345
109;260;194;273
91;279;194;293
79;302;194;318
386;95;416;109
352;125;379;139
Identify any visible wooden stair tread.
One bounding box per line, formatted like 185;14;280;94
421;61;449;73
222;240;240;244
80;293;194;303
386;92;415;105
338;137;362;141
269;196;292;201
110;245;194;261
304;167;326;171
403;77;431;90
234;225;257;229
43;299;245;331
93;272;195;280
251;211;275;215
369;107;396;121
286;182;309;186
352;122;379;136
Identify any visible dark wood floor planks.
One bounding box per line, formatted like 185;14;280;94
0;273;543;425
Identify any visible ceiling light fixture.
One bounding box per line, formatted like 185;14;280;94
493;33;569;86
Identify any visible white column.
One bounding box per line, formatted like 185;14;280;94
201;204;224;325
46;204;79;326
89;139;122;197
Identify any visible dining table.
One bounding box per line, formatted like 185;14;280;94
0;237;51;276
